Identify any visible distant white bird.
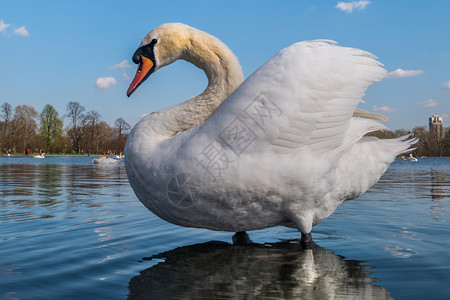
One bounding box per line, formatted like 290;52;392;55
125;23;415;246
408;153;418;162
92;156;122;164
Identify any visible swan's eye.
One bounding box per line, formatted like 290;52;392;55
150;39;157;46
137;60;143;74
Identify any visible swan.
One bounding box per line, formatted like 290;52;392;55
125;23;415;246
92;156;122;164
408;153;418;162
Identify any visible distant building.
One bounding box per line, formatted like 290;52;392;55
429;114;443;142
429;114;443;132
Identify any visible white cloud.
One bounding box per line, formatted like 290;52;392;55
385;68;424;79
109;60;133;69
336;1;371;13
1;20;29;37
0;20;11;33
417;99;438;108
443;80;450;92
95;77;117;89
13;26;29;37
372;105;397;112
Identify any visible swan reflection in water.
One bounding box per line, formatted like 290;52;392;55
128;240;392;299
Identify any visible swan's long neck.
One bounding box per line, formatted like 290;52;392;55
146;31;244;139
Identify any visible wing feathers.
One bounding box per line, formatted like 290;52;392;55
204;40;389;157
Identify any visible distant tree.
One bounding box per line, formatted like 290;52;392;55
114;117;131;141
114;117;131;153
393;129;411;137
65;101;86;153
59;135;70;153
429;125;445;157
0;102;13;152
441;128;450;157
11;105;38;153
83;110;101;153
39;104;63;152
366;130;396;139
413;126;429;157
96;121;114;154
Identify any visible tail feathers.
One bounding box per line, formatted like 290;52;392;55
346;118;389;144
381;134;418;156
346;116;418;157
341;118;389;155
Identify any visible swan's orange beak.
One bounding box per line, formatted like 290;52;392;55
127;56;154;97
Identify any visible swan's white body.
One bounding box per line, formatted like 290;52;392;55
125;24;414;236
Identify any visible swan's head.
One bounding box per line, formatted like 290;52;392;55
127;23;192;97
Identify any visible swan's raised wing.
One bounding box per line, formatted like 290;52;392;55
192;40;387;161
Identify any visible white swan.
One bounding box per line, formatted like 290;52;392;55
125;23;415;245
92;156;122;164
408;153;418;162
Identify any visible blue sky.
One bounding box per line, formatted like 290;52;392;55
1;0;449;130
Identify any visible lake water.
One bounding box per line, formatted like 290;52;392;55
1;156;449;299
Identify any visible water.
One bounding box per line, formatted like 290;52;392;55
1;156;449;299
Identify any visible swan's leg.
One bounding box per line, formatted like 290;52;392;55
284;206;314;248
232;231;252;245
300;232;313;248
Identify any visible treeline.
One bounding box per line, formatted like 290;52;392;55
370;126;450;157
0;101;131;155
2;99;449;157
